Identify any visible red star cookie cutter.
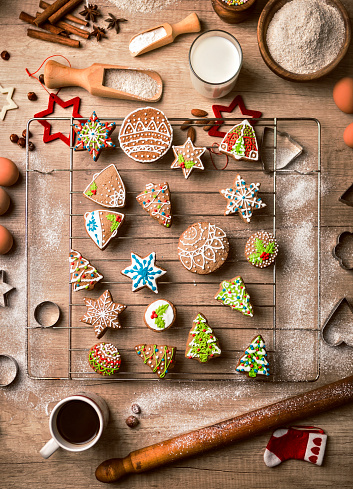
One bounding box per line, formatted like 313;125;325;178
34;93;83;146
208;95;262;138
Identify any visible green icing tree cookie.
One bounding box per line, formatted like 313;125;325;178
185;313;221;363
215;276;253;317
235;335;270;378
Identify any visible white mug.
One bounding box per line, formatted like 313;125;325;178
40;392;109;459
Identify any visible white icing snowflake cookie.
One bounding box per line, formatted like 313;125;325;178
144;299;176;332
121;252;167;293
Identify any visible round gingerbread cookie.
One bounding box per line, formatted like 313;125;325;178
178;222;229;274
144;299;176;332
119;107;173;163
245;231;278;268
88;342;121;376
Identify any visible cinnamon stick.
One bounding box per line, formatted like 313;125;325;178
48;0;82;24
56;20;89;38
40;0;88;26
27;29;80;48
34;0;69;26
19;11;67;36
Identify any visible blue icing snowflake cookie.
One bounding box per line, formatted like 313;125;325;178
121;252;167;293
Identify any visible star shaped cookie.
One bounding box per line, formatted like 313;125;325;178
219;174;266;222
0;270;14;307
171;137;205;179
80;290;126;339
74;111;116;162
121;252;166;293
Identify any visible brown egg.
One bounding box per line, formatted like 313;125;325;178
0;188;10;215
0;157;19;186
343;122;353;148
333;78;353;114
0;225;13;254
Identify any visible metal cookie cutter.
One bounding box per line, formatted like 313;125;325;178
332;231;353;270
321;297;353;347
0;354;19;386
261;126;303;173
339;183;353;207
34;301;61;328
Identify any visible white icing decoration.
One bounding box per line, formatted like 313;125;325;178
137;182;171;227
236;336;269;376
95;342;120;361
186;314;221;359
69;250;103;292
145;300;174;331
85;210;103;248
82;290;126;337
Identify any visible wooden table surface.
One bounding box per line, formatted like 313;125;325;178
1;0;353;487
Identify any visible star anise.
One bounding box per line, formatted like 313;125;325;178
79;4;101;22
90;25;107;42
105;13;127;34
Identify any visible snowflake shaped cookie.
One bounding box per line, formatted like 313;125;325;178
219;174;266;222
80;290;126;339
171;138;206;179
121;252;166;293
74;111;116;161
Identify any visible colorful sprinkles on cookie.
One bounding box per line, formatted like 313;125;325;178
185;313;221;363
88;342;121;376
135;344;176;378
235;335;270;378
69;249;103;292
74;111;116;162
136;182;172;228
219;174;266;222
219;119;258;161
215;276;253;317
245;231;278;268
83;164;125;208
171;137;206;179
121;252;166;293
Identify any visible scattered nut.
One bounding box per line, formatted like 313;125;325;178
27;92;37;101
10;134;18;143
17;137;26;148
180;120;191;131
191;108;208;118
28;141;35;151
22;129;32;139
194;119;208;125
39;74;45;85
125;415;139;428
203;123;214;131
131;403;141;415
1;51;10;61
187;126;196;143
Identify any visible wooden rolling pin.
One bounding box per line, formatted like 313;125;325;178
96;375;353;483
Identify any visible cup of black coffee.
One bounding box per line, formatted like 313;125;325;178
40;393;109;458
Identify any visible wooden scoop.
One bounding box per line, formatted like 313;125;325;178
129;12;201;57
44;60;163;102
96;374;353;483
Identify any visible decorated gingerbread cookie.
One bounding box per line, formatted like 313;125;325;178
83;164;125;208
170;137;206;179
136;182;172;228
215;276;253;317
74;111;116;162
119;107;173;163
121;252;166;293
185;313;221;363
219;119;258;161
88;342;121;376
245;231;278;268
69;250;103;292
235;335;270;378
178;222;229;274
80;290;126;339
135;344;176;378
144;299;176;332
84;210;124;250
219;174;266;222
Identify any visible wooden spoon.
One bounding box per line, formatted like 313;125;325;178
129;12;201;57
44;60;163;102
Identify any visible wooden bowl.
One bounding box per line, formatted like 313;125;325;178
257;0;351;82
211;0;257;24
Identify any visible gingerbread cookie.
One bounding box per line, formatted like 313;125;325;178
135;344;176;378
84;210;124;250
74;112;116;162
185;313;221;363
170;137;206;179
69;250;103;292
178;222;229;274
245;231;278;268
219;119;258;161
144;299;176;332
119;107;173;163
235;335;269;378
136;182;172;228
88;342;121;376
219;174;266;222
215;276;253;317
83;164;125;208
121;252;166;293
80;290;126;339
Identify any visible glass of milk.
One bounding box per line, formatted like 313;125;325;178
189;30;243;98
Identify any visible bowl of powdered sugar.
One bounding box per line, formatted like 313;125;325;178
257;0;351;81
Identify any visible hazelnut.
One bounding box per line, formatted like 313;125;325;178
28;141;35;152
22;129;32;139
131;403;141;414
1;51;10;61
125;415;139;428
17;137;26;148
10;134;18;144
39;74;45;85
27;92;37;101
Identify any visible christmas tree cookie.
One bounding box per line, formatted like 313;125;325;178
74;111;116;162
121;252;166;293
171;137;206;179
144;299;176;331
136;182;172;228
83;164;125;208
135;344;176;378
215;276;253;317
88;342;121;376
245;231;278;268
235;335;270;378
69;250;103;292
219;119;258;161
84;210;124;250
185;313;221;363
